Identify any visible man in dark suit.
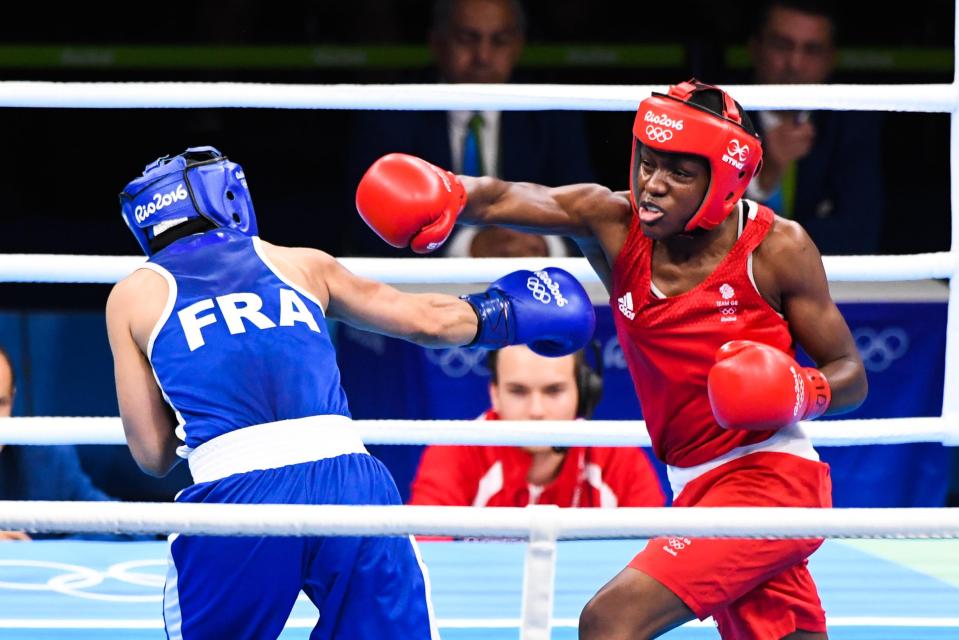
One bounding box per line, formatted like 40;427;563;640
0;346;116;541
345;0;593;257
745;0;884;255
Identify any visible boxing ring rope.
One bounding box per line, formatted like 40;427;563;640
0;500;957;640
1;502;958;540
1;252;956;284
4;38;959;639
0;81;952;112
0;416;955;446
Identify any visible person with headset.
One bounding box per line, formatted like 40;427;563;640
408;344;665;507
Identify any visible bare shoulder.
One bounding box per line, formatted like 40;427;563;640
105;275;134;320
260;241;341;279
756;215;827;292
107;269;166;316
258;240;334;304
760;215;821;261
107;268;171;350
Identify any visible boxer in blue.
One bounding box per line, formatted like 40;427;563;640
105;146;596;640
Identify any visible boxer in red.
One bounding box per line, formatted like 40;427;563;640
355;79;868;639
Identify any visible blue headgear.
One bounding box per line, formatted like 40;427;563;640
119;146;257;256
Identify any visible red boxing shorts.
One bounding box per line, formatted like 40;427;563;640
628;452;831;639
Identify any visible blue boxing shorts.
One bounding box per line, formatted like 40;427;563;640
163;450;437;640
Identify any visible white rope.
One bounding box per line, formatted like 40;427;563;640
1;501;957;539
0;81;952;112
0;253;954;284
1;416;954;446
943;6;959;423
0;254;143;284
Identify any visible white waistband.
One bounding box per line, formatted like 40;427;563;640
666;423;819;500
187;415;368;484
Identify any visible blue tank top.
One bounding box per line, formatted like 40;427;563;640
146;229;351;451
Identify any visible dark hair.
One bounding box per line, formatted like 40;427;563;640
754;0;837;41
487;343;603;419
431;0;527;35
487;347;587;384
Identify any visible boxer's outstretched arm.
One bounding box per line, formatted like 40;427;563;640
356;154;631;254
320;251;478;347
262;243;595;355
258;241;477;347
458;177;627;239
460;177;632;293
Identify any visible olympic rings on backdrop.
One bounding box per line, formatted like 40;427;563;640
425;347;490;378
602;335;627;370
853;327;909;372
426;336;629;379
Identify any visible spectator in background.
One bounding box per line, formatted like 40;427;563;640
0;346;117;541
443;225;570;258
409;344;664;507
745;0;884;254
345;0;592;257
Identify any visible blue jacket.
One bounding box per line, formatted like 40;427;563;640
752;109;885;255
0;445;118;540
345;108;594;256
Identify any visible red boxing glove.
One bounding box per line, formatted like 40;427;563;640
356;153;466;254
707;340;831;431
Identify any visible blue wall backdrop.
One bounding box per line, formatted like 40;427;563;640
0;300;952;506
337;302;952;506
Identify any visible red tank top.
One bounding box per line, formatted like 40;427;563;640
611;203;793;467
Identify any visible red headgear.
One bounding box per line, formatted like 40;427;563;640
630;79;763;231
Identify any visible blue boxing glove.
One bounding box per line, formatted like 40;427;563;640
462;267;595;357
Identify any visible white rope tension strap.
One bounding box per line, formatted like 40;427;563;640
0;253;954;284
0;416;954;446
2;501;958;539
0;82;952;112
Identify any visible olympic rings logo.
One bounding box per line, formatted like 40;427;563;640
425;347;490;378
603;336;627;369
666;536;691;550
0;559;165;602
527;277;552;304
425;338;627;378
645;125;673;143
853;327;909;372
720;307;736;316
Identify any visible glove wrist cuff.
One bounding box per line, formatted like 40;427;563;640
800;367;831;420
461;290;514;349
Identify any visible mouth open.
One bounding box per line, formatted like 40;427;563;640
638;201;665;224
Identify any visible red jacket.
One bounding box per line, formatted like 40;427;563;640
408;411;665;507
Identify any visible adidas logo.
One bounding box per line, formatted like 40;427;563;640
618;291;636;320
